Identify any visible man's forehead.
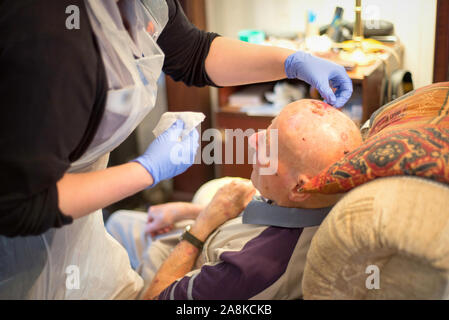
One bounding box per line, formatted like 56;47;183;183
278;100;339;127
269;116;278;128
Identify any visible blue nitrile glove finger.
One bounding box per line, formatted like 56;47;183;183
285;51;353;108
133;119;200;188
330;74;353;108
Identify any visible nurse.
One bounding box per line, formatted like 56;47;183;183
0;0;352;299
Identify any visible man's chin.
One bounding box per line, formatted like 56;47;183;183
250;170;258;189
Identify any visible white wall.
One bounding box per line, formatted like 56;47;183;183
205;0;437;89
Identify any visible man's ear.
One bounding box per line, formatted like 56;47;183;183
288;174;311;203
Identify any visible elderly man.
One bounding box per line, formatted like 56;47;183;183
106;99;362;300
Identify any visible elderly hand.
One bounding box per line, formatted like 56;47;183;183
145;203;179;237
192;181;256;239
285;51;353;108
145;202;206;237
133;119;199;188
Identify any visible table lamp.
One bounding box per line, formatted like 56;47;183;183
338;0;381;66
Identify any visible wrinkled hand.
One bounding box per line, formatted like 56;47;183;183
133;119;199;188
195;181;256;234
285;51;353;108
145;203;186;237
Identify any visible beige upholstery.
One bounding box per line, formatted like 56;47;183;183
303;176;449;299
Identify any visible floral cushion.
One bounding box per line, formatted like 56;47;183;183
300;82;449;194
368;82;449;137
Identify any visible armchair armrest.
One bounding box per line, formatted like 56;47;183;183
302;176;449;299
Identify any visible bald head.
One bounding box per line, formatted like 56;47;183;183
276;99;362;176
250;99;362;207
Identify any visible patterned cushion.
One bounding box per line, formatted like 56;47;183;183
368;82;449;137
300;82;449;194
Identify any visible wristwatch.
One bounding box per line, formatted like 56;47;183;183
179;225;204;250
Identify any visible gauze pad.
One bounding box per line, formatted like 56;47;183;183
153;112;206;139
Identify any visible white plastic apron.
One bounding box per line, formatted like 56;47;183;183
0;0;168;299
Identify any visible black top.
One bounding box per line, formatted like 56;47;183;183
0;0;220;237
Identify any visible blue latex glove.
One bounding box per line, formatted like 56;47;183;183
134;119;200;188
285;51;353;108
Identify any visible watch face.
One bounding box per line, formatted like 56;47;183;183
180;225;192;242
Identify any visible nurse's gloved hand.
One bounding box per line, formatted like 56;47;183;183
284;51;353;108
134;119;199;188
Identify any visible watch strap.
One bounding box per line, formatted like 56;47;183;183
180;226;204;250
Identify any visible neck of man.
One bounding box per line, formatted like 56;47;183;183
273;193;342;209
299;193;342;209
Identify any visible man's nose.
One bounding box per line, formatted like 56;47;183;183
248;131;258;150
249;130;267;149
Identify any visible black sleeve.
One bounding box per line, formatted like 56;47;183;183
157;0;220;87
0;0;107;236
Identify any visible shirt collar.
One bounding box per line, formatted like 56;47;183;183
242;196;333;228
